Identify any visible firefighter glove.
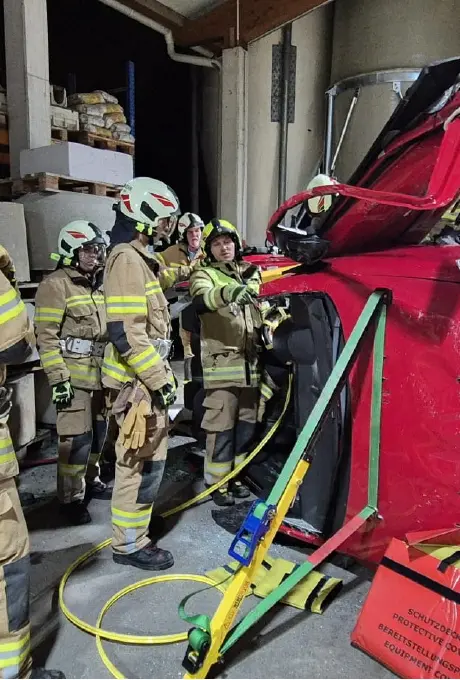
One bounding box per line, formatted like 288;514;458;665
154;382;177;409
52;381;74;410
120;399;150;450
223;284;256;306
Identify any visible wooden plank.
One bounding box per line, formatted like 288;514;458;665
175;0;330;48
68;130;135;156
0;172;122;198
51;127;69;142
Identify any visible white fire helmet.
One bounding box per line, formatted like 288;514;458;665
306;174;339;214
118;177;180;240
178;212;205;240
52;220;106;265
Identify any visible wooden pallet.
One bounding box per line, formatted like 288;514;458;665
51;127;69;142
68;130;134;156
0;172;121;198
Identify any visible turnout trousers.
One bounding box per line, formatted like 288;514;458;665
111;404;169;554
0;423;31;679
56;388;107;504
202;387;258;487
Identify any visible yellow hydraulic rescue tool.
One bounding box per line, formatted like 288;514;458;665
260;263;300;284
181;289;389;678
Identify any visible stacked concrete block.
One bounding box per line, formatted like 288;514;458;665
0;202;30;281
20;142;133;186
16;192;115;270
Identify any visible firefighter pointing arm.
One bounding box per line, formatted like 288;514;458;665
35;223;108;526
102;177;179;571
190;219;263;506
0;246;64;679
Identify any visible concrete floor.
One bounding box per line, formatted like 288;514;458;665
18;365;395;680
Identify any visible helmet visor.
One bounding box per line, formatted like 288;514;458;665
157;215;178;241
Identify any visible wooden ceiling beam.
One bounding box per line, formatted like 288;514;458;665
174;0;331;49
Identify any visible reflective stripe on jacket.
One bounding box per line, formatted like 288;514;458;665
189;261;263;389
0;245;36;480
35;267;107;389
102;240;172;392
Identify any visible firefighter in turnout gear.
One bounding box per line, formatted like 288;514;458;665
190;219;263;506
156;212;204;380
35;222;108;526
0;246;65;679
103;177;179;571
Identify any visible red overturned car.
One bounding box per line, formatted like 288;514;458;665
182;56;460;565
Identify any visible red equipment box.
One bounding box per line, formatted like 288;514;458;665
351;530;460;679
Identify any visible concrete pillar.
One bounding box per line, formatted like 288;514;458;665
219;47;248;240
4;0;51;176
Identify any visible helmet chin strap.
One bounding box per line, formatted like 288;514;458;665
135;221;154;237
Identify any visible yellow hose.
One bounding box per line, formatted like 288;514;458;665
95;575;228;679
59;377;292;678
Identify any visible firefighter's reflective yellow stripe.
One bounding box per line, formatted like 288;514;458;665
234;454;246;467
145;281;162;296
35;306;64;323
67;362;99;383
0;632;30;672
101;348;134;383
203;367;246;381
112;506;152;528
59;464;87;477
41;348;66;369
203;287;225;311
206;460;233;472
66;294;93;308
0;288;25;325
106;296;147;315
127;345;161;374
260;382;274;401
0;436;16;465
190;273;222;308
66;294;105;308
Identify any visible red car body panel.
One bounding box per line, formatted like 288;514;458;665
261;247;460;563
247;62;460;565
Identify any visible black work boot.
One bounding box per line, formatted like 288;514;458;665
86;479;112;500
30;669;66;678
231;480;251;499
60;501;92;526
211;487;235;507
113;543;174;571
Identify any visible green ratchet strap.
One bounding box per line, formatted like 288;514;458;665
366;300;386;513
220;290;389;655
179;572;238;652
267;290;386;507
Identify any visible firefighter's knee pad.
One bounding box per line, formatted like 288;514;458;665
136;459;166;504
